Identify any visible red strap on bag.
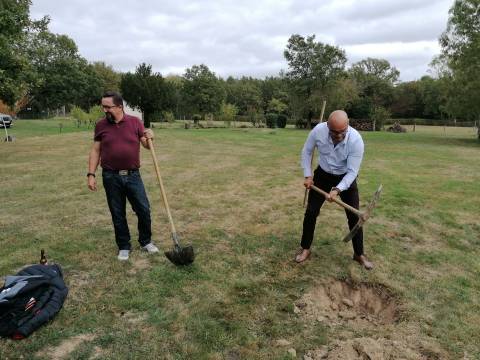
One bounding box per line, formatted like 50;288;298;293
11;332;25;340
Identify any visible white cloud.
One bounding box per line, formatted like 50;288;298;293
30;0;453;81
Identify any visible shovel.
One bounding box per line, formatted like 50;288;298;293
147;138;194;266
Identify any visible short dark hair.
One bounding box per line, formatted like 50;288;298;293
102;91;124;107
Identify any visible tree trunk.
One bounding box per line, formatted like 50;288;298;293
307;110;313;129
144;111;151;128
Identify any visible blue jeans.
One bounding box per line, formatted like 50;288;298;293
102;170;152;250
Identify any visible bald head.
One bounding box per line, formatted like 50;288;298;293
327;110;349;143
327;110;349;129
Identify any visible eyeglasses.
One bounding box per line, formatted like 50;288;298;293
101;105;118;110
328;127;348;136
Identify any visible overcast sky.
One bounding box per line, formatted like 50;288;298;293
30;0;453;82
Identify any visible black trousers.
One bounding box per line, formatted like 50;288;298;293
301;166;364;256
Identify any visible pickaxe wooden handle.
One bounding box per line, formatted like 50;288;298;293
310;185;363;217
309;184;383;243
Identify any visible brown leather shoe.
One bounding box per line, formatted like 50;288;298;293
295;249;311;263
353;254;374;270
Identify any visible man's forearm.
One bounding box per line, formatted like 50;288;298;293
88;150;100;173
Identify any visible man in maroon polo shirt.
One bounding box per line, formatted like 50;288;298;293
87;91;159;261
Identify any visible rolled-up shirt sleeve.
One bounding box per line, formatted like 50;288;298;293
336;137;364;191
301;127;318;177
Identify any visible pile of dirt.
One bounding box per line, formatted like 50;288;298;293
387;122;407;133
294;279;398;327
304;338;423;360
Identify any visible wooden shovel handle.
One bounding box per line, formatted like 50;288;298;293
147;138;177;235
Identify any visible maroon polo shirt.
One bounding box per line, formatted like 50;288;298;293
94;114;145;171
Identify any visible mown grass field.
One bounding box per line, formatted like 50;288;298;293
1;121;479;359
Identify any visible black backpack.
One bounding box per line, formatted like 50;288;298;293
0;264;68;339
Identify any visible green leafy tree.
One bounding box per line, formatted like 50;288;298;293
322;76;359;115
418;75;449;119
391;81;424;118
0;0;47;106
284;34;347;128
267;98;288;114
120;63;174;128
260;75;289;114
26;31;103;113
225;77;262;115
182;64;225;117
165;74;184;118
348;58;399;119
92;61;121;93
439;0;480;137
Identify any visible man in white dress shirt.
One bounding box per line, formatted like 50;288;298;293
296;110;373;269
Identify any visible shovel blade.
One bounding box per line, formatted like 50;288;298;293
165;245;195;266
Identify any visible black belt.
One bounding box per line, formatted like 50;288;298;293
103;169;139;175
316;166;346;179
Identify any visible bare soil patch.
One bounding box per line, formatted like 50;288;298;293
295;279;399;327
117;311;148;325
127;256;152;275
305;337;428;360
298;280;445;359
37;334;95;360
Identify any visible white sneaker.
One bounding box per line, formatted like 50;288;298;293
117;250;130;261
142;243;159;253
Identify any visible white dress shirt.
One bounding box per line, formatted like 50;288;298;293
301;122;364;192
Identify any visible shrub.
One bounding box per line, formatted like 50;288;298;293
295;118;307;129
247;109;265;127
277;114;287;128
265;113;278;128
369;106;391;131
162;111;175;123
220;103;238;128
71;106;88;121
192;114;202;125
88;105;104;122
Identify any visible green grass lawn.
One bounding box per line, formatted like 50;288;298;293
0;124;479;359
4;118;93;137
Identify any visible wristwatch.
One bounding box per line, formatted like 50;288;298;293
87;172;96;178
331;187;341;193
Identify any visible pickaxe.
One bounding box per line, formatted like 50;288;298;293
309;184;383;242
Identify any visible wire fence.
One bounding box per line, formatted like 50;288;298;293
388;118;478;128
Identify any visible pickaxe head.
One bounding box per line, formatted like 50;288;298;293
343;184;382;242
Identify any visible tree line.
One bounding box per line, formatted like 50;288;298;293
1;0;478;136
